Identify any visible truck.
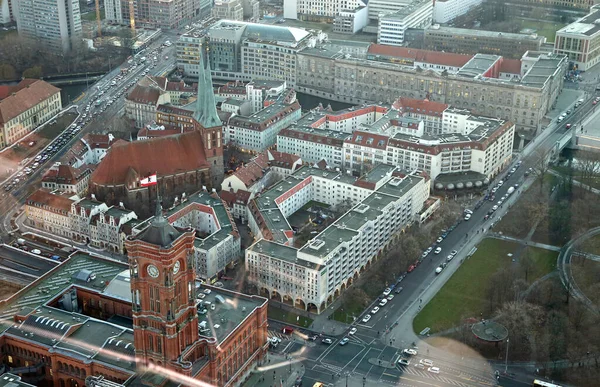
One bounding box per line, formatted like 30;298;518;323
507;186;515;195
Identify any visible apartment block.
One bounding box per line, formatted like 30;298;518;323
377;0;433;46
245;164;430;313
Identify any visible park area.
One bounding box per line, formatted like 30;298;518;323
413;238;557;334
518;20;565;42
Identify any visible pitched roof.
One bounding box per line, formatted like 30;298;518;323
83;133;118;150
393;97;449;115
219;189;251;205
90;131;210;186
42;164;92;185
368;44;473;68
0;79;61;125
126;85;162;105
26;189;74;213
267;150;300;169
346;130;389;150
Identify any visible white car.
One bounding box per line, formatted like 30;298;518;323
362;314;372;323
398;358;410;366
428;367;440;374
349;328;357;335
379;298;388;307
446;254;454;262
371;306;380;314
498;180;504;186
383;287;392;296
420;359;434;367
492;205;498;211
434;247;442;254
403;348;417;356
436;237;443;243
464;213;471;221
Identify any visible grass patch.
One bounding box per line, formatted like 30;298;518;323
518;20;565;42
267;305;313;328
524;246;558;281
571;255;600;307
0;28;17;40
331;301;365;324
38;113;77;140
82;9;105;22
413;238;521;334
301;200;330;210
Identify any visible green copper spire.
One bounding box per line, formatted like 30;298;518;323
193;44;221;128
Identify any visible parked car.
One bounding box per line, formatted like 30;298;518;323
362;314;372;323
371;306;380;314
382;287;392;296
339;337;349;346
349;328;357;335
434;247;442;254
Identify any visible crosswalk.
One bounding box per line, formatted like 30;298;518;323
268;330;291;341
396;364;492;387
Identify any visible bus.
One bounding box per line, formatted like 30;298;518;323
533;380;562;387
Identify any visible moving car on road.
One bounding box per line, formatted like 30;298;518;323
322;338;333;345
398;358;410;366
339;337;349;346
402;349;417;356
428;367;440;374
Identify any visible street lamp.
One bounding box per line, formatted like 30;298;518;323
504;338;510;373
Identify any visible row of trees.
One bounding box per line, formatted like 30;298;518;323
0;34;130;81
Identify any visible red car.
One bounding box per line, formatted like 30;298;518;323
594;100;598;105
407;264;416;273
566;123;571;129
282;326;294;334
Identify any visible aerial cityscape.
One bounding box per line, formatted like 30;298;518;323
0;0;599;387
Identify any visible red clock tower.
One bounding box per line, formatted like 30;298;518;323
126;200;199;375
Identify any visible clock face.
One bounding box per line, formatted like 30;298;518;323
147;264;159;278
173;260;181;274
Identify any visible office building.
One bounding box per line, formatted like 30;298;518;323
212;0;244;21
134;0;200;29
296;43;567;133
283;0;367;21
367;0;415;21
377;0;433;46
333;7;370;34
242;0;260;21
0;79;62;148
105;0;129;24
245;165;430;313
424;25;545;59
554;5;600;71
433;0;483;24
15;0;82;52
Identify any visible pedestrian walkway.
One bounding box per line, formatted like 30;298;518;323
489;233;561;252
243;352;304;387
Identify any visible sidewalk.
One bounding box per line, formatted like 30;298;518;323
243;352;305;387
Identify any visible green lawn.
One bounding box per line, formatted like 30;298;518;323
268;306;313;328
524;246;558;281
38;113;77;140
331;301;364;324
413;238;557;334
82;9;105;22
519;20;565;42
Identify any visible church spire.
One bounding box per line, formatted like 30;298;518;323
193;43;221;128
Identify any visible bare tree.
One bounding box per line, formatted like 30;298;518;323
530;148;553;193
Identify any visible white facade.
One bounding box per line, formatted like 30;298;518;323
433;0;483;24
367;0;413;21
0;0;15;24
377;0;433;46
283;0;366;20
105;0;125;24
245;165;430;313
16;0;82;52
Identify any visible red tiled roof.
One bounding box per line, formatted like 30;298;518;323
499;58;521;74
82;133;117;149
42;164;93;184
0;79;61;125
220;189;251;205
90;131;210;186
345;131;389;150
166;81;197;93
268;150;300;169
368;44;473;68
126;85;162;105
137;127;191;139
26;189;74;212
232;161;265;187
393;97;449;115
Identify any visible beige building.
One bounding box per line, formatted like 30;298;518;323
296;45;567;134
0;79;62;148
212;0;244;21
554;5;600;71
25;189;73;238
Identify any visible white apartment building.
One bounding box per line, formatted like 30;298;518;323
277;98;516;184
212;0;244;21
377;0;433;46
245;164;430;313
246;80;287;113
132;192;241;281
433;0;483;24
0;80;62;148
0;0;16;24
105;0;128;24
283;0;367;21
15;0;82;52
554;5;600;71
225;90;301;151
